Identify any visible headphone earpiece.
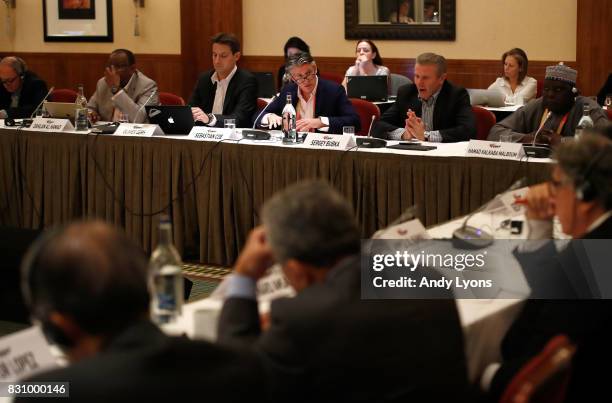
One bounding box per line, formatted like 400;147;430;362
575;179;595;202
572;87;578;94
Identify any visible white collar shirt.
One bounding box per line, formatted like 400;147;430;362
211;65;238;115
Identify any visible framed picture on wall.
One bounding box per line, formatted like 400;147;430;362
43;0;113;42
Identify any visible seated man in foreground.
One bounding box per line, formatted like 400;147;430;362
218;180;468;403
18;221;266;402
488;63;607;143
88;49;159;123
485;134;612;402
372;52;475;142
255;52;360;134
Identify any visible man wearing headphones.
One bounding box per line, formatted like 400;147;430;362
484;134;612;401
488;63;607;143
0;56;48;119
18;221;266;402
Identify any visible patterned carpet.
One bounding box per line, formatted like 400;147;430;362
182;263;230;301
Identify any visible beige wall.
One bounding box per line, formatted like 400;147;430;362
0;0;181;54
242;0;577;61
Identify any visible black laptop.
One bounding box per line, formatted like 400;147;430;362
145;105;194;135
346;75;388;102
255;72;276;98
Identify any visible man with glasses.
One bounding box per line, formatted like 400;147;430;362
255;52;359;134
0;56;48;119
189;33;257;129
484;134;612;402
88;49;159;123
488;63;607;143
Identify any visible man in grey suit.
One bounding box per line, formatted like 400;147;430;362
88;49;159;123
218;181;468;403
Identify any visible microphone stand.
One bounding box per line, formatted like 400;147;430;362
356;114;387;148
242;95;278;140
252;94;277;129
30;86;55;118
132;89;157;124
523;111;553;158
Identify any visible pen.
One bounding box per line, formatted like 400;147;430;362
512;197;528;206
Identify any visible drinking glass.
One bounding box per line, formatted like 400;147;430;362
343;126;355;136
499;133;513;143
116;112;129;124
224;118;236;137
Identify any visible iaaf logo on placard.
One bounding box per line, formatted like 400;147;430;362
488;143;501;148
324;136;334;140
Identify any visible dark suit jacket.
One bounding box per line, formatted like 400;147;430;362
0;71;48;119
218;256;469;403
489;215;612;403
255;78;360;134
188;68;257;129
17;321;269;403
373;80;476;142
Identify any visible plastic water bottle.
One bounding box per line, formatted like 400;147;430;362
149;215;184;324
75;84;88;131
575;104;594;140
282;94;297;142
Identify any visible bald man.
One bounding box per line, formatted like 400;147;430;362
0;56;48;119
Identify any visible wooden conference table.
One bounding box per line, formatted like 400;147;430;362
0;126;551;266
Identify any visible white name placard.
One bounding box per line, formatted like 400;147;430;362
188;127;239;141
0;326;58;382
29;118;74;132
499;186;529;216
466;140;525;161
303;133;356;150
113;123;163;137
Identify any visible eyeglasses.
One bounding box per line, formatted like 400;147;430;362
1;75;19;85
290;70;316;84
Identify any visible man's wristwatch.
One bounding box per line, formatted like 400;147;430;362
110;86;119;95
424;131;431;140
206;113;215;124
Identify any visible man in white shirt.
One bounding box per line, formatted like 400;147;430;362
88;49;159;124
189;33;257;129
254;52;360;134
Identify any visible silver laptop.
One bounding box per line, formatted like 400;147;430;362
467;89;506;107
43;101;80;119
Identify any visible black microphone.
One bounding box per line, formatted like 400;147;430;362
356;114;387;148
252;94;278;129
30;86;55;118
452;177;526;249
